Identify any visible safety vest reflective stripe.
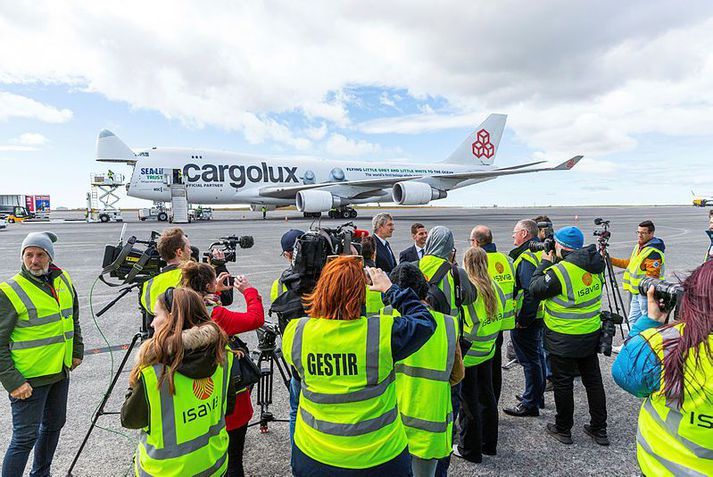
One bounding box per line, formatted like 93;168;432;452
9;332;74;350
137;453;227;477
637;324;713;476
401;412;454;433
462;280;506;367
622;245;665;294
513;250;544;319
393;315;456;382
299;406;399;436
487;252;516;330
419;256;458;317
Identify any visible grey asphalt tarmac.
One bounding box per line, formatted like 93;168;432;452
0;205;709;476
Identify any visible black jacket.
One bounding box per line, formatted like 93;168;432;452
529;244;604;358
509;239;542;328
121;324;237;430
399;245;420;264
375;236;397;272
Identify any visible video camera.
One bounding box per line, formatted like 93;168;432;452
529;221;555;254
598;311;624;356
202;235;255;264
285;222;366;294
255;322;281;351
593;218;612;247
638;277;683;313
101;226;164;286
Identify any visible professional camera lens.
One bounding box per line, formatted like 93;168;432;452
528;237;555;254
638;277;684;312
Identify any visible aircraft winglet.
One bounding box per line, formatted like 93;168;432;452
552;155;583;171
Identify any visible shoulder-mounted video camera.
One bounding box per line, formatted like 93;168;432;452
101;225;165;286
202;235;254;265
284;222;367;293
593;218;612;246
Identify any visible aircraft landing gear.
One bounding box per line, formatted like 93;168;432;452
328;207;357;219
303;212;322;218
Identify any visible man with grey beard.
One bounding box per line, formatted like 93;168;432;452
0;231;83;477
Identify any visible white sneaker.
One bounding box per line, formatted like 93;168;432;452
612;344;623;354
452;444;464;458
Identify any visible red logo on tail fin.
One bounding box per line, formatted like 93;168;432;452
472;129;494;159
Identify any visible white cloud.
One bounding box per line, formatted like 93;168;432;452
1;0;713;164
13;133;48;146
0;145;36;152
324;133;382;156
305;123;328;141
0;92;73;123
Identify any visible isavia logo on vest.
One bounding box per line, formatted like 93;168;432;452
192;377;214;400
495;262;504;274
582;273;593;286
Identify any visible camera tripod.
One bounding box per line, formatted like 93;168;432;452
248;326;292;433
598;240;629;338
66;283;149;477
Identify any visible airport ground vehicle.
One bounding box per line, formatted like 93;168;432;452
0;215;7;230
138;204;169;222
0;194;51;221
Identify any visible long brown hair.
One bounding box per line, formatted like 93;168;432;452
463;247;497;318
304;256;366;320
181;261;216;295
658;261;713;408
129;287;227;394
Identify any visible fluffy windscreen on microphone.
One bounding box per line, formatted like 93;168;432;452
353;229;370;239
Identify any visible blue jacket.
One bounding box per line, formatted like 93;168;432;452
611;315;663;397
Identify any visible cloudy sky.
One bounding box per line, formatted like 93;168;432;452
1;0;713;208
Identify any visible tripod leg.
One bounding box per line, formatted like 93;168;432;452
66;332;143;477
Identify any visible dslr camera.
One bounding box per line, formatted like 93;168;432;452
529;221;555;254
101;226;164;285
202;235;255;264
598;310;624;356
638;277;683;313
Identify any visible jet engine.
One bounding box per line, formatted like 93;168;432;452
296;190;343;213
392;181;447;205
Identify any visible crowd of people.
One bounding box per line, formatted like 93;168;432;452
0;211;712;476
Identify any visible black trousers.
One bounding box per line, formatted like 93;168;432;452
491;332;503;403
549;353;607;432
227;425;248;477
457;359;498;461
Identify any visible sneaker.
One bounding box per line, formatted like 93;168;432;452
546;423;573;445
584;425;610;446
612;344;623;354
452;444;482;463
545;379;554;392
515;393;523;401
503;402;539;417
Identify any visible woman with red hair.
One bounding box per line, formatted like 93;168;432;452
613;260;713;476
282;257;435;476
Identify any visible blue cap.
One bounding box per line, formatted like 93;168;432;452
281;229;304;253
554;226;584;250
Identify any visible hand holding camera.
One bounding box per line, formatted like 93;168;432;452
233;274;252;293
646;285;671;324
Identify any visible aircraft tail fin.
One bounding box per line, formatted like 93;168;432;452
444;113;507;166
96;129;136;163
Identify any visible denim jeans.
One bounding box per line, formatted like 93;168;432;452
2;377;70;477
434;383;461;477
289;376;301;444
511;320;545;409
626;293;648;334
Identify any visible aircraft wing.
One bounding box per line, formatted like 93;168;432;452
258;157;581;199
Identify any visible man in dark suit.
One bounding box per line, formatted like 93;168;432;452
372;212;396;272
399;222;428;263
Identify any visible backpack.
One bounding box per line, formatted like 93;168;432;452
269;288;307;335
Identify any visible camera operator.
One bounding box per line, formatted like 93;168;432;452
139;227;233;317
609;220;665;352
0;232;84;476
504;219;546;417
469;225;516;404
282;258;434;476
180;261;264;477
270;229;304;302
529;226;609;446
612;261;713;476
